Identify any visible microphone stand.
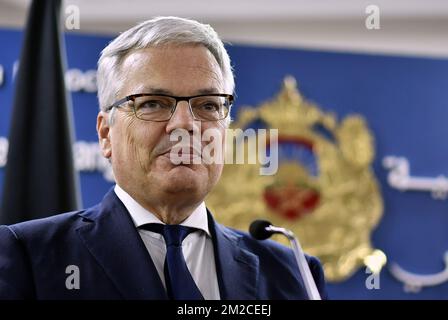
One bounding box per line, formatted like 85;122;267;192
266;225;322;300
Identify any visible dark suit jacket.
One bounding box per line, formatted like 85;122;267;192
0;189;328;299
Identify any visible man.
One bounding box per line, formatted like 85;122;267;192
0;16;327;299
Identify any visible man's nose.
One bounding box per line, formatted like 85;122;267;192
165;101;196;133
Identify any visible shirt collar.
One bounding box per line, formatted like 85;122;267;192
114;184;210;237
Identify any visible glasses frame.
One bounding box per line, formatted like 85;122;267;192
105;93;234;122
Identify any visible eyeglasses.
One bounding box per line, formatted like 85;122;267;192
106;93;234;122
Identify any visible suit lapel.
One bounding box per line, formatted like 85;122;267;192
208;212;259;300
76;189;167;299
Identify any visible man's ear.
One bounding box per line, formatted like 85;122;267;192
97;111;112;159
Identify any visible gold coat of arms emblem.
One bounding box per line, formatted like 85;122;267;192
207;76;387;282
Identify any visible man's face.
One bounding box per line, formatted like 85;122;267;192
98;45;227;208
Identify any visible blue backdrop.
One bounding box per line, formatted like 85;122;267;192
1;28;447;299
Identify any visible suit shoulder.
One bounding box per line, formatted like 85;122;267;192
5;208;91;242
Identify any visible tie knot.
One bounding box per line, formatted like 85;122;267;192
142;224;197;246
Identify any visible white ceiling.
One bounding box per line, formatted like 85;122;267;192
4;0;448;21
1;0;448;58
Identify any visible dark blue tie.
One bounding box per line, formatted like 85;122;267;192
141;224;204;300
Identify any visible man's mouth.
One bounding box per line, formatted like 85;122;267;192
160;145;203;165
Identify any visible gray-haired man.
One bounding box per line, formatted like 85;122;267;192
0;16;327;300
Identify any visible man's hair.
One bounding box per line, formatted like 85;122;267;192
97;16;235;112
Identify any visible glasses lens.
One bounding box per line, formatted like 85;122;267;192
190;95;230;121
133;95;176;121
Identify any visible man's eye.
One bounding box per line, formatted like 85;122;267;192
198;102;220;112
140;100;170;109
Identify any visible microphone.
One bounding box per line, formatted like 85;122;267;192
249;219;273;240
249;220;322;300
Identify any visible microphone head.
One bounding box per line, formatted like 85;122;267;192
249;220;274;240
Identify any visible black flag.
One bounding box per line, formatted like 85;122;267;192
0;0;81;224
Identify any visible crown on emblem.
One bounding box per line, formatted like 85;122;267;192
233;76;337;139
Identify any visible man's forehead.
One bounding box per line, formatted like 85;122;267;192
119;47;225;95
121;46;221;75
